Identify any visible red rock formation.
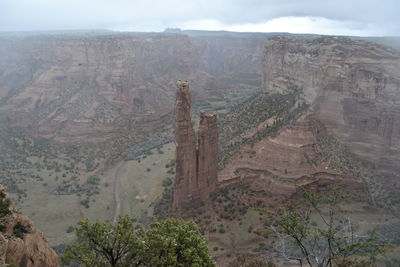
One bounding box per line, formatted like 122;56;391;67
173;81;218;209
219;36;400;206
0;186;59;267
174;81;198;209
263;36;400;177
0;33;265;143
197;111;218;199
0;31;265;249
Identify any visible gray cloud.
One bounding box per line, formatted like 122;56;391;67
0;0;399;35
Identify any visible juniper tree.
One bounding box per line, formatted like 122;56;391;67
269;186;389;267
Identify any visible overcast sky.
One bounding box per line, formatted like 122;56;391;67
0;0;399;36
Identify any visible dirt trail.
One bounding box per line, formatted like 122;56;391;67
113;163;123;224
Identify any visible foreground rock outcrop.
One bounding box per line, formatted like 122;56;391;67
0;186;58;266
174;81;218;209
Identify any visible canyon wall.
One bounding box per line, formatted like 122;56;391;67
173;81;218;209
219;36;400;205
191;35;266;92
263;36;400;178
0;32;266;143
0;33;197;142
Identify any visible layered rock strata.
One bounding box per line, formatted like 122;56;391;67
263;36;400;178
173;81;218;209
0;33;265;143
220;36;400;205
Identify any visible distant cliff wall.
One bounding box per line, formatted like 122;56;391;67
0;34;197;142
0;33;265;143
263;36;400;177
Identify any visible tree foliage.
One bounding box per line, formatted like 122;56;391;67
62;216;215;267
142;219;214;267
86;174;100;185
0;190;11;218
62;215;142;266
269;186;389;267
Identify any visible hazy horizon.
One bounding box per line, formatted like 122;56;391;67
1;0;399;37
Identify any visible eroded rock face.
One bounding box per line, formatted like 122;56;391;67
0;34;197;142
0;33;265;143
174;81;198;208
263;36;400;178
0;31;266;248
173;82;218;209
198;111;218;199
220;36;400;204
0;186;59;267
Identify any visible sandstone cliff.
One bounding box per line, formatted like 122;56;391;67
219;96;365;199
174;81;218;209
0;34;197;142
219;36;400;206
263;36;400;180
0;186;58;266
0;32;266;143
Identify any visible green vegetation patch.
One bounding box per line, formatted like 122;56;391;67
13;221;30;239
62;216;215;267
218;88;308;169
211;184;266;221
0;190;11;218
86;174;99;185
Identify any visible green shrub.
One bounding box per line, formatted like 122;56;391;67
162;177;173;187
0;224;7;232
80;199;90;208
13;222;30;238
86;174;99;185
0;190;11;218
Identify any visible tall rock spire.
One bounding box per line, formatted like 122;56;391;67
173;81;218;210
174;81;198;209
197;111;218;199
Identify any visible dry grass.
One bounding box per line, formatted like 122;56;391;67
16;143;174;246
